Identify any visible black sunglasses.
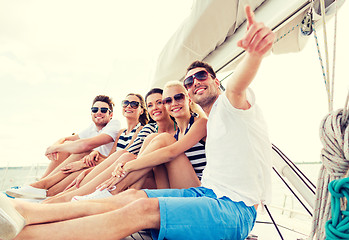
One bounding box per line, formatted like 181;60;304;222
162;93;186;105
91;107;110;114
122;100;140;109
183;70;210;90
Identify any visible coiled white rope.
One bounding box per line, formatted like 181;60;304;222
309;107;349;240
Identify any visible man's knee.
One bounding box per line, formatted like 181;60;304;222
113;189;148;202
133;197;160;216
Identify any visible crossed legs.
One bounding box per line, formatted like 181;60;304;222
27;153;89;196
43;150;132;203
44;135;158;203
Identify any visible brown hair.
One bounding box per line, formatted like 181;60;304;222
186;60;216;79
126;93;149;126
92;95;114;112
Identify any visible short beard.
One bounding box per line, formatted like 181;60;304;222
95;121;108;128
194;93;218;111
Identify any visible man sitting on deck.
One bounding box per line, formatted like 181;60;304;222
0;6;273;240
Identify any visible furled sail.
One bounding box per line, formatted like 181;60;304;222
151;0;344;88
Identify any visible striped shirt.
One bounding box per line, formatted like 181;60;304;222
174;114;206;180
127;123;157;155
116;123;141;152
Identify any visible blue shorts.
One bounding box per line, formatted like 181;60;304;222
143;187;257;240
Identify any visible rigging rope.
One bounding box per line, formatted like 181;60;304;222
309;0;344;239
319;0;332;111
325;177;349;239
312;0;339;113
309;107;349;240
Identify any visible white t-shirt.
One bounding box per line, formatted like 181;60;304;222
78;119;121;156
201;89;272;206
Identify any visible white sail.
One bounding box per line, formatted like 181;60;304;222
151;0;345;88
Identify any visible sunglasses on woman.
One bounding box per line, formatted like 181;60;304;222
183;70;210;90
122;100;140;109
91;107;111;113
162;93;186;105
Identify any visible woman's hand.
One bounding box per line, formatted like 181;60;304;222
45;146;58;160
82;151;100;167
97;162;129;191
64;168;91;190
61;160;88;173
113;162;128;178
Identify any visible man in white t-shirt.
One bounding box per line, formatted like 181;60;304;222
0;6;273;240
5;95;121;199
41;94;121;177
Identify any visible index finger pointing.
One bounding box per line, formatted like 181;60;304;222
245;5;254;26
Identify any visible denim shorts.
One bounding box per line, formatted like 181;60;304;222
143;187;257;240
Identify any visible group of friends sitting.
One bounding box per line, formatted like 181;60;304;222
6;82;207;203
0;6;274;240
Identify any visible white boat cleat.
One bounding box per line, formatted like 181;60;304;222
0;194;26;240
71;187;115;202
5;185;47;200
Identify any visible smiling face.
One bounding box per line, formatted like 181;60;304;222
91;101;113;128
162;85;190;120
184;67;220;109
122;94;143;121
146;93;169;122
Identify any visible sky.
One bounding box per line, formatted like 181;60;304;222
0;0;348;167
0;0;192;166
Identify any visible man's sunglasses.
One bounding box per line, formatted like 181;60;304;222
91;107;111;114
162;93;186;105
183;70;210;90
122;100;140;109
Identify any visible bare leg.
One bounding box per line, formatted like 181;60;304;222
44;135;161;203
98;134;160;192
44;135;158;203
13;190;160;240
79;150;127;186
153;164;170;189
128;171;157;190
30;167;87;197
111;132;199;193
110;133;197;194
47;152;89;177
13;189;146;224
116;153;198;192
31;170;75;190
147;133;200;189
44;151;133;203
111;134;174;193
166;153;200;188
41;152;70;178
46;170;84;196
